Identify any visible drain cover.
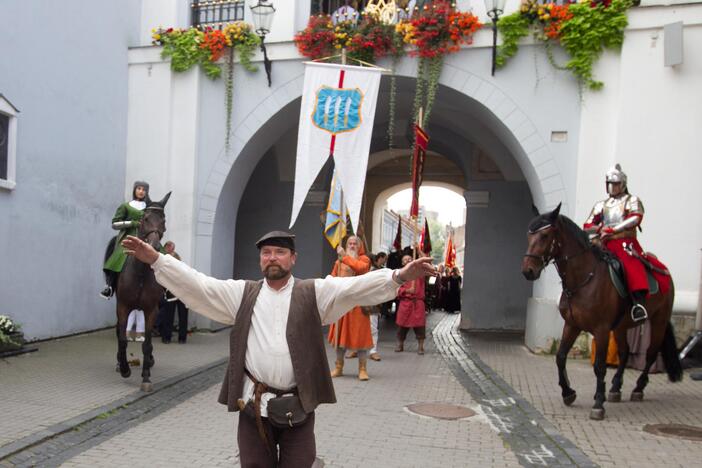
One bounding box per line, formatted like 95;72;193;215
643;424;702;441
406;403;475;420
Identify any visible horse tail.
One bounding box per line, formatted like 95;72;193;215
661;321;683;382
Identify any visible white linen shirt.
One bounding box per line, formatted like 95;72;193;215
151;254;401;415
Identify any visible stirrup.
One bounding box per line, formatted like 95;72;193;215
630;304;648;322
99;286;113;300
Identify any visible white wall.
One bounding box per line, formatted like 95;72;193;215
125;4;702;346
576;5;702;314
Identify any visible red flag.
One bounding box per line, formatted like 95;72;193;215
444;232;456;269
418;218;432;255
392;214;402;251
410;124;429;219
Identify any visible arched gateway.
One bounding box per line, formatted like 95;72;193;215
129;48;582;348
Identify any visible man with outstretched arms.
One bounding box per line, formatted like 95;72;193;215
121;230;435;468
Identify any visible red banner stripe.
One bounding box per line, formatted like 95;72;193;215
329;69;347;158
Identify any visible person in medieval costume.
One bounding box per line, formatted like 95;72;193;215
327;235;373;381
395;254;427;354
120;230;436;466
100;181;151;299
583;164;668;322
445;267;462;313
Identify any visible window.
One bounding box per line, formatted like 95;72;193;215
0;94;19;191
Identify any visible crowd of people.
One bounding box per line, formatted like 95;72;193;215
327;236;463;380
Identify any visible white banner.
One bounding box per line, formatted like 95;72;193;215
290;62;382;233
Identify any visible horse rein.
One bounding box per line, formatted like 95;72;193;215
523;225;595;298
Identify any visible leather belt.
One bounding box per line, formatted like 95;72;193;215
242;369;298;456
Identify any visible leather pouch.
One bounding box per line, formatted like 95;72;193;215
267;395;308;429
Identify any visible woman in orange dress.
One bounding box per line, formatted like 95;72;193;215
327;236;373;381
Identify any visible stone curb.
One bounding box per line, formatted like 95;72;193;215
0;357;228;461
433;314;596;467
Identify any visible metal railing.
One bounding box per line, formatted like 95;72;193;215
191;0;245;29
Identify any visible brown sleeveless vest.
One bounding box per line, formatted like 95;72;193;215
217;278;336;413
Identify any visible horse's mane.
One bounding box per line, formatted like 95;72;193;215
528;212;604;259
558;215;605;259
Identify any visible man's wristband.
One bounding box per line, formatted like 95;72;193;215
392;270;405;285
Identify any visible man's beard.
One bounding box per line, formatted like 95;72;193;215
264;264;290;280
347;248;358;258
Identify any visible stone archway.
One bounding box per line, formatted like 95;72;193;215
196;56;579;335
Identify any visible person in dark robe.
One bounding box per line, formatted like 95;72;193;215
445;267;462;314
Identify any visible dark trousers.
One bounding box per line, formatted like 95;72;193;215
237;409;316;468
158;299;188;341
397;326;426;341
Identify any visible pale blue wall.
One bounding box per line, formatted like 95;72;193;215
0;0;142;340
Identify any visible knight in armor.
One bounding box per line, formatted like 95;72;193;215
99;181;150;299
583;164;649;322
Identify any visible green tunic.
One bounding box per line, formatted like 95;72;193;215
103;202;145;273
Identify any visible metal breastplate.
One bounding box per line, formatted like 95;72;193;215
602;196;628;227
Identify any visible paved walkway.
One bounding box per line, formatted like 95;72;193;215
1;312;701;467
468;329;702;468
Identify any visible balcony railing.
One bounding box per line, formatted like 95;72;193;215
191;0;245;29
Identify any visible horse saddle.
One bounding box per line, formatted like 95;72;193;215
606;254;659;299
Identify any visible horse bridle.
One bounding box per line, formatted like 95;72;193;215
139;206;165;243
523;224;594;298
523;224;559;269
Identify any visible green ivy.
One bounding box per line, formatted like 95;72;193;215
234;34;261;73
496;13;531;68
495;0;632;90
159;29;218;78
558;0;632;90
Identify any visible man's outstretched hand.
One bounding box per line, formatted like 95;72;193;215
122;235;160;265
396;257;438;283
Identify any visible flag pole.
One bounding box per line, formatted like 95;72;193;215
333;48;349;352
412;107;424;260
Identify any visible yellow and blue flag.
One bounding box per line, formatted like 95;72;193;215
323;168;348;249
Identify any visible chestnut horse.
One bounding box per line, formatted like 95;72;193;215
521;203;682;420
115;192;170;392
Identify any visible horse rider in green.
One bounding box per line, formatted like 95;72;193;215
100;181;150;299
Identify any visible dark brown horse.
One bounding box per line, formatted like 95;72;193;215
115;192;170;392
521;203;682;420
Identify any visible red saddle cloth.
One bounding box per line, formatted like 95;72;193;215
604;238;671;296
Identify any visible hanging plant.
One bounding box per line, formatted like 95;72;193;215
153;23;260;152
397;1;481;127
153;27;216;76
496;0;632;90
221;22;260;152
294;15;403;64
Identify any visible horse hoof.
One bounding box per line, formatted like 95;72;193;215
141;382;153;393
120;368;131;379
589;408;605;420
563;392;577;406
607;392;622;403
630;391;644;402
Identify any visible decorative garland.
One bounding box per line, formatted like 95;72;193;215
152;24;260;151
497;0;632;90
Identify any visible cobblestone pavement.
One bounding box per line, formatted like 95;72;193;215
3;312;700;467
434;315;594;467
0;328;229;451
467;328;702;468
2;314;521;467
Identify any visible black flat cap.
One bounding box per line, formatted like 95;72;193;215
255;230;296;251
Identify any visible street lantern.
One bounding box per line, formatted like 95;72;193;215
484;0;506;76
250;1;276;86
